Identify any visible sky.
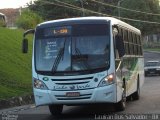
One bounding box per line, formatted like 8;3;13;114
0;0;36;9
0;0;160;9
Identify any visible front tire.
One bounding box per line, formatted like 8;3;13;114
132;77;140;100
145;74;147;77
145;72;148;77
115;84;126;111
49;104;63;116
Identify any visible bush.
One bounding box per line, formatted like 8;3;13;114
0;20;6;27
16;9;43;29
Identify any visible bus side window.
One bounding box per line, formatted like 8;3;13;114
113;27;125;58
115;34;125;58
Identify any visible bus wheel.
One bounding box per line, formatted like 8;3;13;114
49;104;63;116
145;72;148;77
126;95;132;101
132;78;140;100
115;88;126;111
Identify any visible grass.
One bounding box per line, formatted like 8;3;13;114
0;27;33;100
143;48;160;52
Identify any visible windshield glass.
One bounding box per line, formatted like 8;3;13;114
35;24;110;75
145;62;160;67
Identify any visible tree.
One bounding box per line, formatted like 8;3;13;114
16;9;43;29
0;20;6;27
27;0;114;20
116;0;160;35
28;0;82;20
27;0;160;35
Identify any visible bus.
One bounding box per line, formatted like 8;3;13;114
0;13;6;27
22;17;144;115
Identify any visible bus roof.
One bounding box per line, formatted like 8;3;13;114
38;17;141;34
0;13;5;16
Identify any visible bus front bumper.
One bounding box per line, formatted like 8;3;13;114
34;84;117;106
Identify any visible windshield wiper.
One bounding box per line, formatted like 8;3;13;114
74;47;90;69
51;39;66;73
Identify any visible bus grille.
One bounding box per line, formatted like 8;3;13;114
55;81;89;85
55;94;92;100
51;77;93;82
148;68;156;71
52;76;93;85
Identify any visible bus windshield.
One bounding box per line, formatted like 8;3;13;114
145;61;160;67
35;24;110;75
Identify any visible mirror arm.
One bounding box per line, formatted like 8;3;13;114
23;29;35;38
22;29;35;54
113;24;118;28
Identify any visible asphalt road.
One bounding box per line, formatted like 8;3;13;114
0;51;160;120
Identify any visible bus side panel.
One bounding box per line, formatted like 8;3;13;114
139;57;144;88
123;57;144;97
32;37;40;106
116;73;123;102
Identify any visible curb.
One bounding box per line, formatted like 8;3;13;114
0;94;34;110
144;50;160;54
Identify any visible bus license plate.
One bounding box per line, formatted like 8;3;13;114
66;92;80;97
150;71;155;74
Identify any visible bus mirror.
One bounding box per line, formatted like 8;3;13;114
22;38;28;53
116;35;125;57
23;29;35;38
113;27;118;36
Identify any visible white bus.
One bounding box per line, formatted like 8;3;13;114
0;13;7;27
22;17;144;115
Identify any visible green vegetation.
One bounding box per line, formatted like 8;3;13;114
144;48;160;52
143;41;160;52
0;27;32;99
28;0;160;35
16;9;43;29
0;20;6;27
28;0;82;20
118;0;160;35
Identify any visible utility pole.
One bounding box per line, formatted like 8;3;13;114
76;0;85;16
118;0;125;19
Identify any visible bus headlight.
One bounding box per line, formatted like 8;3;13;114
144;69;148;71
98;74;115;87
156;68;160;71
34;78;48;90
